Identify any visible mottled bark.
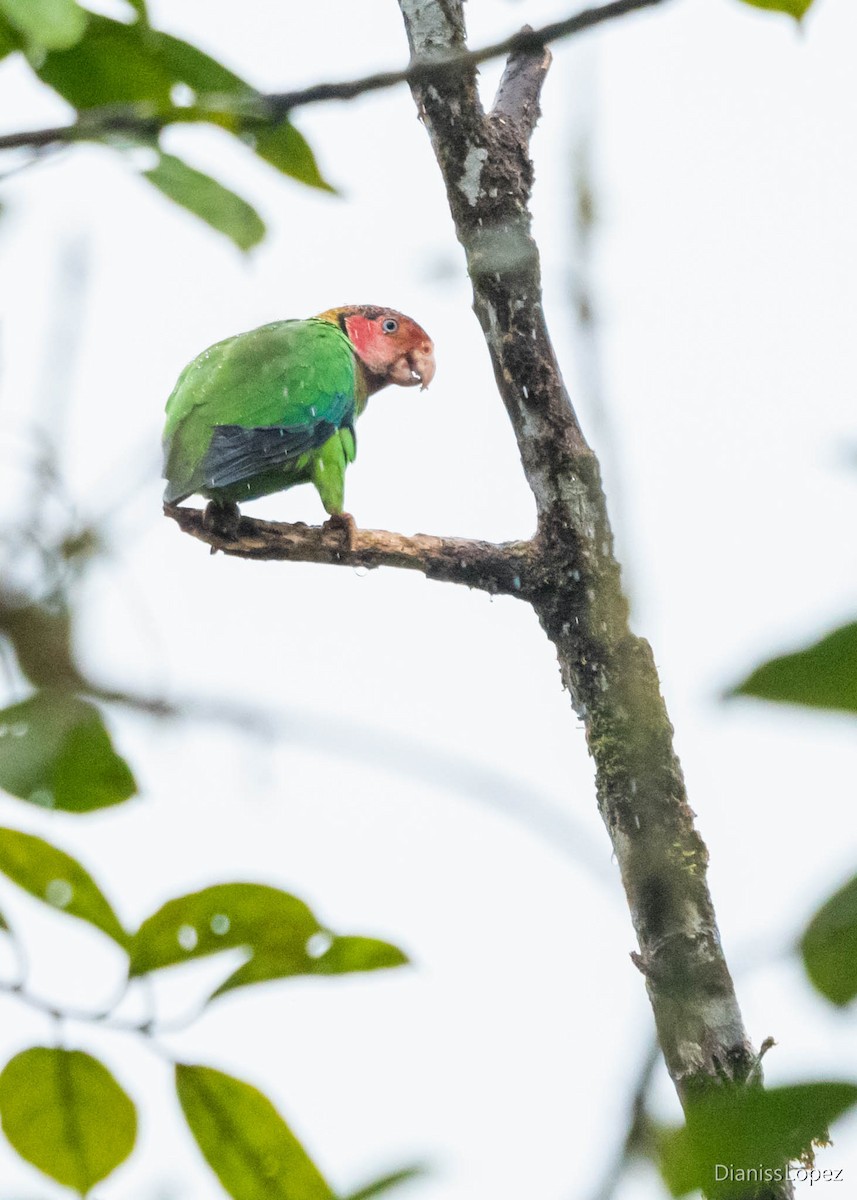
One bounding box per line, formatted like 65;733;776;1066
394;6;787;1194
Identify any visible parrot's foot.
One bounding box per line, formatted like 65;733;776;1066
323;511;357;551
203;499;241;541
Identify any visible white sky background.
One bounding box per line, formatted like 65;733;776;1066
0;0;856;1197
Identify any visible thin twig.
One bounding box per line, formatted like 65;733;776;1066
589;1037;660;1200
0;975;201;1046
0;976;149;1035
0;0;669;154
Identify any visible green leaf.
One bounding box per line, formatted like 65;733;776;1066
0;691;136;813
305;935;409;976
736;0;813;18
801;874;857;1005
143;153;265;251
343;1165;430;1200
37;13;173;108
152;31;250;98
0;602;80;689
149;33;333;194
659;1083;857;1198
731;622;857;715
130;883;318;977
253;121;335;192
147;34;256;134
0;12;21;58
218;932;408;998
176;1063;334;1200
32;15;333;201
0;0;87;51
0;1047;136;1191
128;883;408;999
0;827;129;948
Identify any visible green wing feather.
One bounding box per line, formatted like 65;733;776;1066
163;318;356;505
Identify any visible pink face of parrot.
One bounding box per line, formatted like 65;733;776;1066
320;305;436;393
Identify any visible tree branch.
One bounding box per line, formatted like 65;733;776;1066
395;6;792;1196
165;505;536;598
0;0;669;154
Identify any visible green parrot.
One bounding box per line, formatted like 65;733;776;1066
162;304;435;525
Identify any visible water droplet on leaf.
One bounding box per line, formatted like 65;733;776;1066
210;913;230;936
177;924;198;951
46;879;73;909
306;931;333;959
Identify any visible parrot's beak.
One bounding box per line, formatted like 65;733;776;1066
387;339;435;389
406;341;436;391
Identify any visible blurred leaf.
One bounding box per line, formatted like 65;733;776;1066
37;14;173;108
302;935;408;976
0;827;129;948
0;12;21;57
0;1047;136;1191
0;0;87;51
217;932;408;997
0;602;80;689
659;1083;857;1198
125;0;148;21
736;0;813;17
23;12;334;209
343;1165;430;1200
0;691;136;812
254;121;335;192
732;623;857;715
128;882;407;998
176;1063;334;1200
59;524;104;566
153;31;249;97
143;153;265;251
152;36;333;189
0;906;9;932
130;882;318;977
801;874;857;1005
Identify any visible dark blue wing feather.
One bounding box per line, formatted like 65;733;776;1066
200;419;338;491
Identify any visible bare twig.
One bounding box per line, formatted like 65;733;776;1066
0;975;196;1058
0;0;669;154
589;1037;660;1200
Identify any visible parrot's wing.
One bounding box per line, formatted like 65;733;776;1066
163;318;356;501
200;417;348;491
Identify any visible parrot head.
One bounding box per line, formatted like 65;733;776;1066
317;305;436;393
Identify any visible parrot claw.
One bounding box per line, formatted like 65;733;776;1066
323;511;357;551
203;499;241;540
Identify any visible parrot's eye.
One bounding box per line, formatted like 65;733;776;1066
381;318;398;334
